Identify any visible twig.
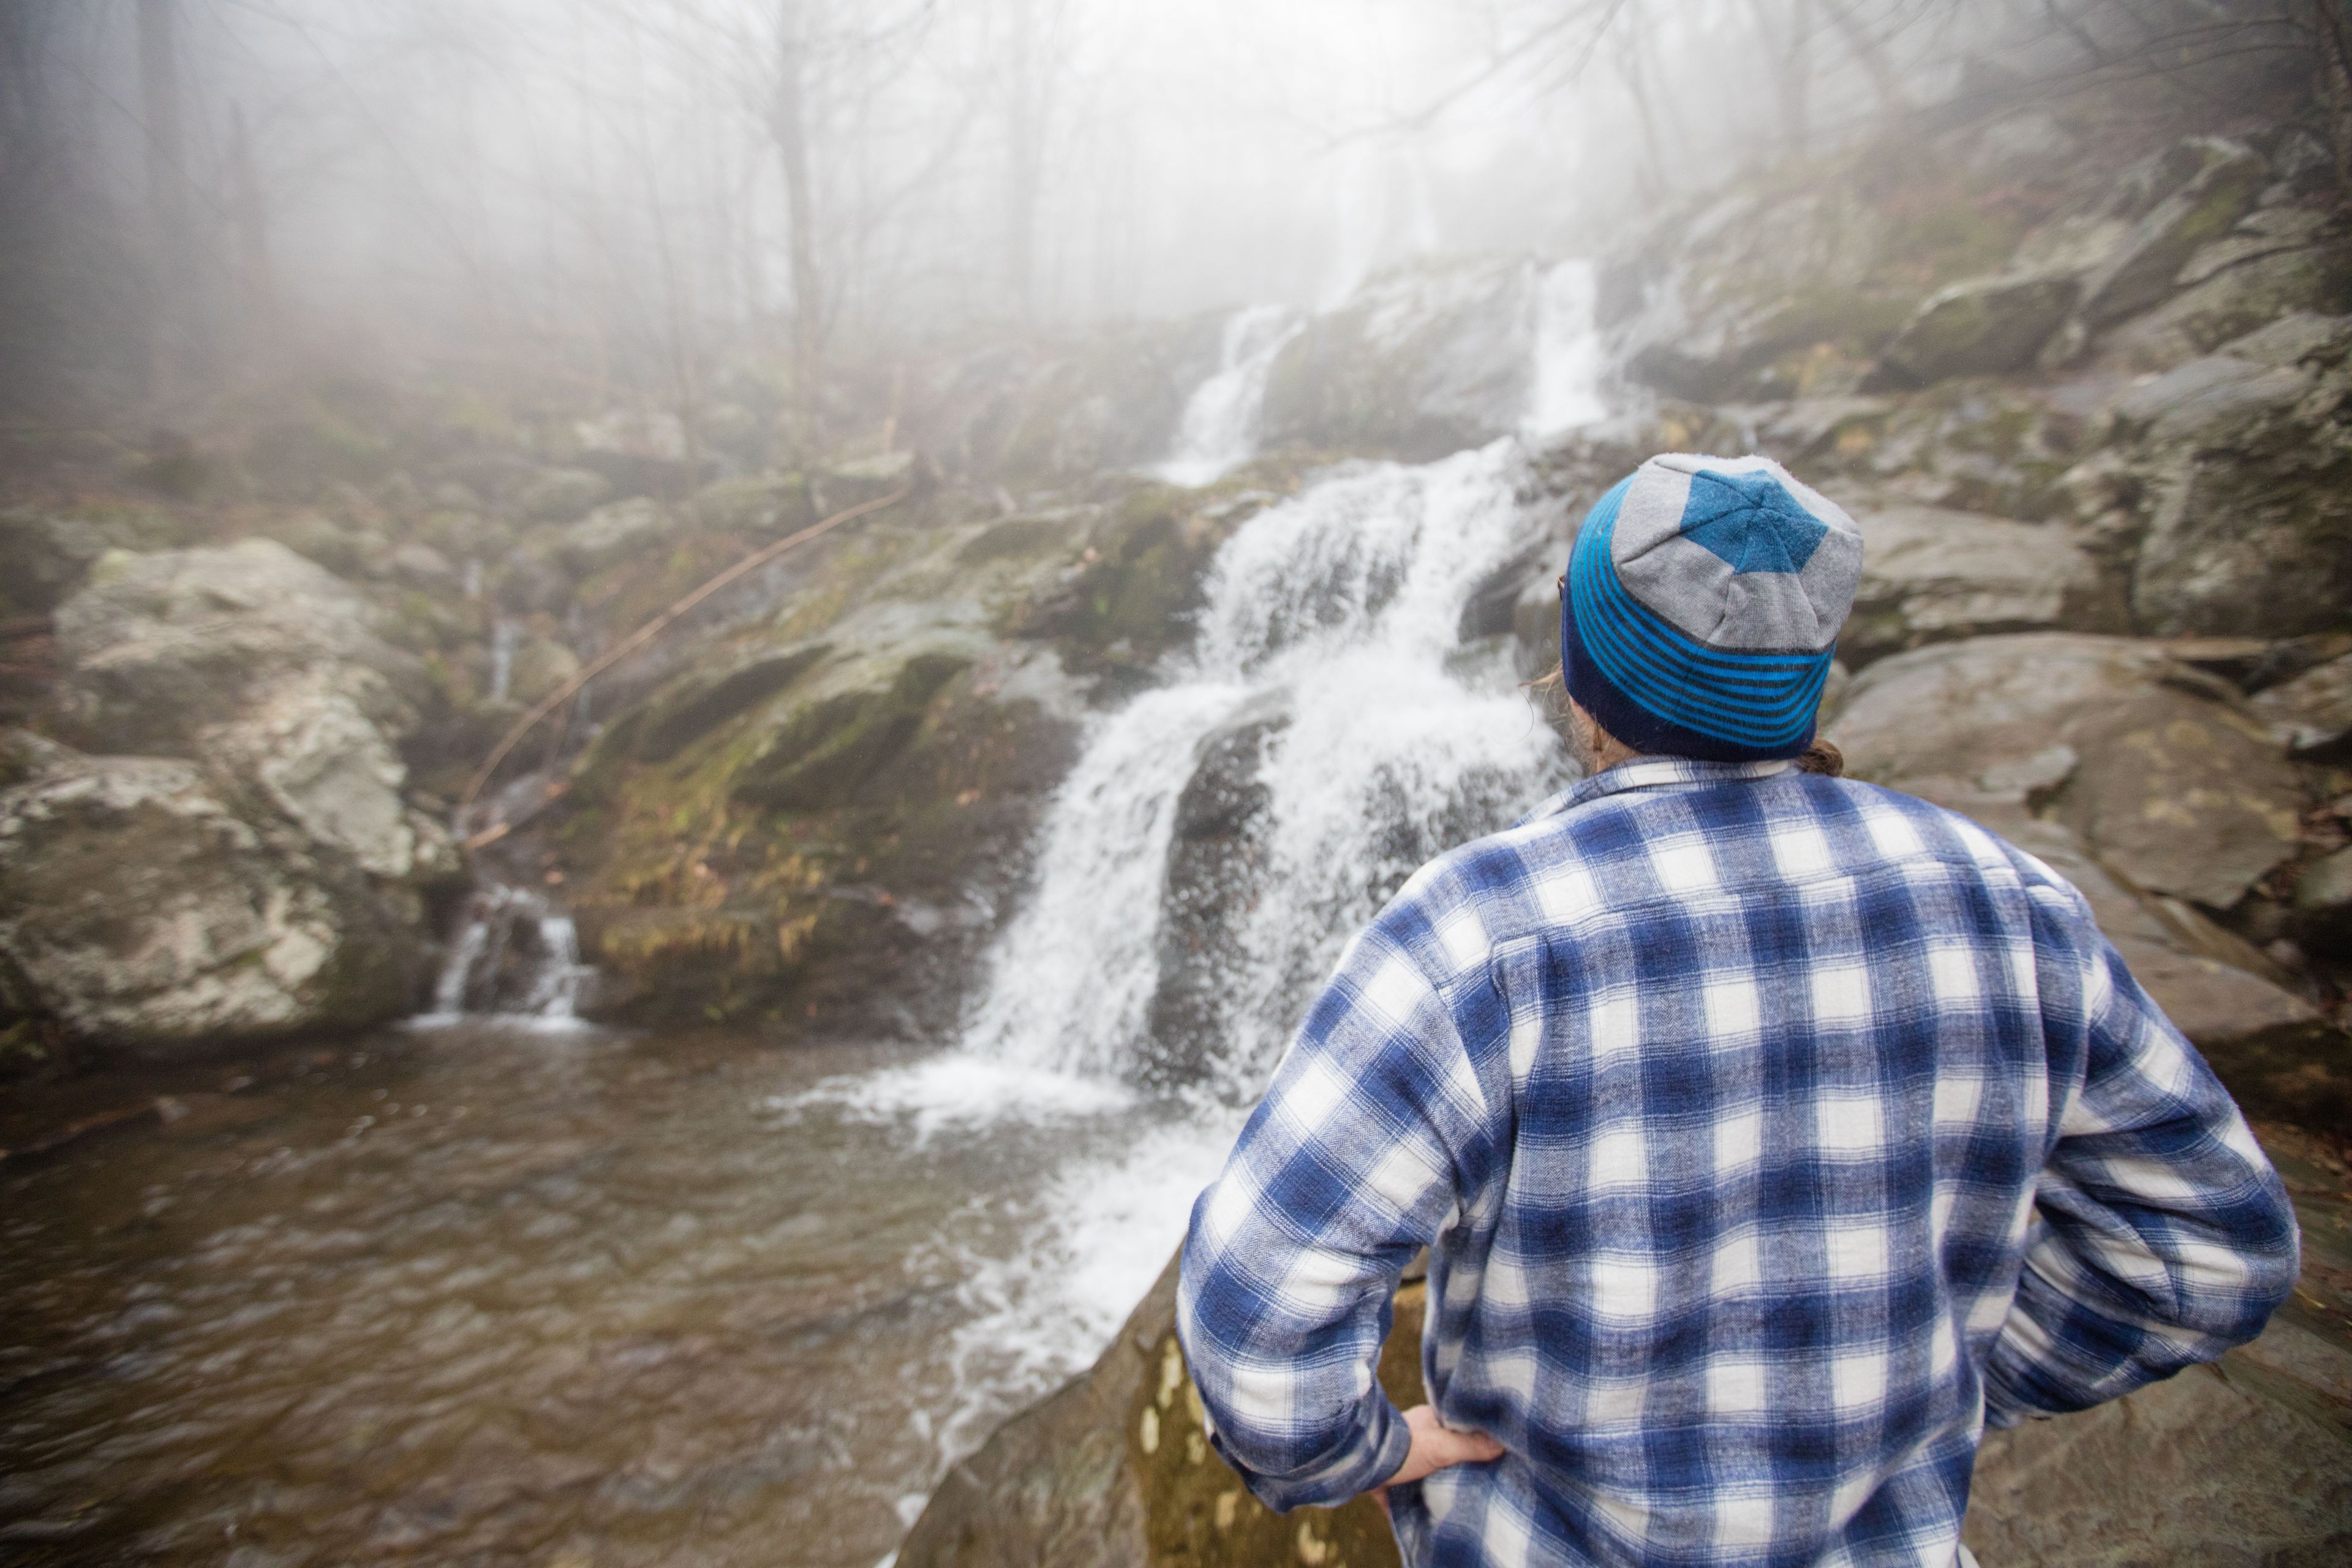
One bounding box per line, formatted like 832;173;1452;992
458;481;914;818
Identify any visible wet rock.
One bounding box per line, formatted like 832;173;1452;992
621;645;831;765
1839;503;2108;667
53;538;427;756
2075;137;2271;330
1262;256;1537;459
1830;635;2302;908
814;450;919;514
2254;650;2352;759
2105;331;2352;638
514;466;614;524
1148;709;1286;1087
732;647;975;812
899;1250;1415;1568
0;746;424;1054
1872;274;2078;386
556;498;675;578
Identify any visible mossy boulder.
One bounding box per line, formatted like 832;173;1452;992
1872;275;2079;387
1838;502;2112;667
733;649;976;812
556;497;676;578
513;466;613;523
2075;138;2271;330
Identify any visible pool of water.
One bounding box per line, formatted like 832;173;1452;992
0;1022;1223;1568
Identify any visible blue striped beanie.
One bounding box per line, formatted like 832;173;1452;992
1561;453;1861;763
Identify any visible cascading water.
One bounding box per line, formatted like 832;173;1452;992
415;882;594;1028
488;616;522;703
1526;258;1608;437
1155;304;1302;488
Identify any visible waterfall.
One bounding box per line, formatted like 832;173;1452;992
414;883;593;1030
1155;304;1302;488
1526;258;1608;437
965;440;1570;1101
488;617;522;703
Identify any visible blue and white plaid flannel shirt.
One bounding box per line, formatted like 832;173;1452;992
1178;758;2299;1567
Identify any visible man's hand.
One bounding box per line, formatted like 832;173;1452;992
1371;1404;1504;1512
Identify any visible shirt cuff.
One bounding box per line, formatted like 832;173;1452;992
1211;1394;1414;1513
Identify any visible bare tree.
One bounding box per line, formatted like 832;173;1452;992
772;0;822;456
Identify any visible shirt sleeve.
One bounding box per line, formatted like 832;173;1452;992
1983;887;2301;1426
1175;918;1493;1511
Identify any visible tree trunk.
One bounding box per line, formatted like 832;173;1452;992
773;0;821;458
137;0;195;399
228;104;275;343
1006;0;1041;323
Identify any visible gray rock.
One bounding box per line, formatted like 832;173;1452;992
2078;138;2271;328
690;471;810;536
2097;234;2352;372
2254;652;2352;757
1964;1317;2352;1566
1841;503;2107;666
200;669;429;880
0;746;423;1053
514;466;614;524
1830;635;2303;908
1874;274;2078;386
2106;342;2352;638
731;636;982;813
556;497;675;578
1262;255;1539;459
0;511;113;616
390;541;456;590
254;511;365;577
53;538;426;756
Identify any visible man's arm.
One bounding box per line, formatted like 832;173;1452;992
1984;889;2301;1425
1175;919;1497;1511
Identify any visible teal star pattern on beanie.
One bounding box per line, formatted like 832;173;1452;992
1678;468;1831;575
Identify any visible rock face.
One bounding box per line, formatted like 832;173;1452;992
2103;321;2352;638
2253;649;2352;758
0;747;423;1052
53;538;426;755
1839;503;2109;666
1262;257;1539;458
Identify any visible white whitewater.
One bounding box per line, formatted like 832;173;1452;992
1526;258;1608;437
414;883;593;1030
1156;304;1302;488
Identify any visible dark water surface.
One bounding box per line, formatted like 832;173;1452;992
0;1023;1090;1568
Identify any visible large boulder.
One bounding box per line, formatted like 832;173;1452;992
1872;274;2079;386
1262;256;1538;459
2095;208;2352;372
513;466;613;524
2101;318;2352;638
52;538;426;755
1839;503;2108;666
0;511;115;617
0;745;425;1052
1830;635;2305;909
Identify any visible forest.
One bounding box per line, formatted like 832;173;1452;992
2;3;2350;1566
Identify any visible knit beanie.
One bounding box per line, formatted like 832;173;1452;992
1560;453;1862;763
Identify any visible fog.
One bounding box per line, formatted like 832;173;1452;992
2;0;2166;422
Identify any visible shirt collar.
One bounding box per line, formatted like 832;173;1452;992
1518;756;1795;825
